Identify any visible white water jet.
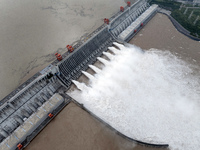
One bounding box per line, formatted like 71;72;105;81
103;51;114;60
69;43;200;150
72;80;89;91
97;57;110;66
108;47;120;54
82;71;95;80
89;65;101;73
113;42;125;50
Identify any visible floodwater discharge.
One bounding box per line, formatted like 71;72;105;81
89;65;101;73
69;42;200;150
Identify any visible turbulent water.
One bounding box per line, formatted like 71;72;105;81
69;42;200;150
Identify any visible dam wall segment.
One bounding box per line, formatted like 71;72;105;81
57;27;114;89
108;0;149;37
56;0;151;89
0;1;167;149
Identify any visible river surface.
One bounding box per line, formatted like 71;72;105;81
68;13;200;150
129;13;200;150
130;13;200;67
1;1;200;149
26;13;200;150
0;0;125;100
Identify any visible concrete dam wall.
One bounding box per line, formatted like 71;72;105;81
57;27;114;89
109;0;149;37
0;1;167;149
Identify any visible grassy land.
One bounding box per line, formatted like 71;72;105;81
149;0;200;37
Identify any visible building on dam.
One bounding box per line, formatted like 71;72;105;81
0;1;164;149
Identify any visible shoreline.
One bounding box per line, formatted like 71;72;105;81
158;9;200;41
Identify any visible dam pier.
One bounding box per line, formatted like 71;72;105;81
0;1;168;149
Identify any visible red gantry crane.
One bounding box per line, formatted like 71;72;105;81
55;53;62;61
66;45;74;53
120;6;124;12
104;18;109;24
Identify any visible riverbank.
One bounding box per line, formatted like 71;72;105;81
158;9;200;41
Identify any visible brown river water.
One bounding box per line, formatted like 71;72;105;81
0;0;125;100
1;0;199;149
26;13;200;150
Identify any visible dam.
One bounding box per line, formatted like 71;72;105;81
0;0;168;149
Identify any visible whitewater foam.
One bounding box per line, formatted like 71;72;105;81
69;43;200;150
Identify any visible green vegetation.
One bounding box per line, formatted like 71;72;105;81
149;0;200;37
